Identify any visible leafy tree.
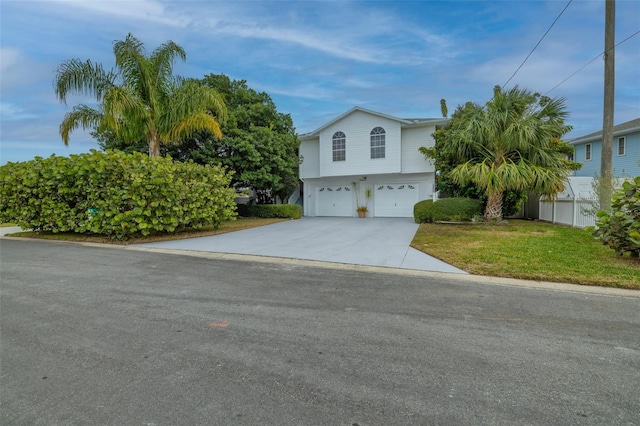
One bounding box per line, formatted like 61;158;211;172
200;74;299;203
96;73;300;203
55;33;227;157
422;86;579;221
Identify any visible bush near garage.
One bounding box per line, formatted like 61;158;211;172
589;176;640;257
414;197;483;223
236;203;302;219
0;150;237;239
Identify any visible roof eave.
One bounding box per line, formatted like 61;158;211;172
299;106;448;139
569;125;640;145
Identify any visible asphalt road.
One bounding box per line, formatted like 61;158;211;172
1;238;639;425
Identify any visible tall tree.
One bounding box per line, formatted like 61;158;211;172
96;73;300;203
199;74;299;202
55;33;226;157
425;86;578;221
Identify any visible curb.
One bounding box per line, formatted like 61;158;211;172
3;235;636;298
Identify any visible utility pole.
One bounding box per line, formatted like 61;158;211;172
600;0;615;210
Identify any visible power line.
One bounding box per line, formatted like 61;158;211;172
503;0;573;88
545;29;640;95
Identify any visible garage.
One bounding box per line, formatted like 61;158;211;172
316;184;354;216
373;183;419;217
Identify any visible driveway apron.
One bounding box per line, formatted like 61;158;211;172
138;217;466;274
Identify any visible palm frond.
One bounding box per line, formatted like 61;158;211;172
101;86;150;141
59;105;104;145
113;33;159;107
163;112;222;143
159;82;227;137
151;40;186;87
55;59;116;104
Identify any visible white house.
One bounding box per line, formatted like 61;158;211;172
569;117;640;178
298;107;448;218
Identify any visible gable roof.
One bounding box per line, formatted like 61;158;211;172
568;117;640;145
298;106;448;141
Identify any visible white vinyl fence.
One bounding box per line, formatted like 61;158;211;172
433;177;602;228
538;197;597;228
537;177;598;228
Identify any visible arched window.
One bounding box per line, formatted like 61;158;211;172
333;131;346;161
370;127;385;159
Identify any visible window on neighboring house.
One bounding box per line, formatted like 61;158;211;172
332;131;346;161
585;143;592;161
370;127;385;159
617;136;626;156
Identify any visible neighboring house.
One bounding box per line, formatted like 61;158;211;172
298;106;448;217
569;117;640;178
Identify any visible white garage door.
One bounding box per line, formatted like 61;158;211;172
316;185;354;216
374;183;419;217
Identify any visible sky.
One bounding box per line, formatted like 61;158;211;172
1;0;639;164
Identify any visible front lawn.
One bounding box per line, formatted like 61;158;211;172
411;219;639;289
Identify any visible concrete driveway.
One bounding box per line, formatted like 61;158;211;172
138;217;466;274
0;226;21;236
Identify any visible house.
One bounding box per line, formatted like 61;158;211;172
569;117;640;178
297;106;448;217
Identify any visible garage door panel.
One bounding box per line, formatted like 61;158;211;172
374;183;418;217
316;185;353;216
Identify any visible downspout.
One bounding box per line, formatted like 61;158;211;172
299;177;306;217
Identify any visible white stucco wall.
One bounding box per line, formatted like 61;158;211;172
318;110;402;177
401;125;435;174
302;173;434;217
299;139;320;179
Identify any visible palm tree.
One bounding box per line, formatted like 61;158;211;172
55;33;226;157
447;86;575;221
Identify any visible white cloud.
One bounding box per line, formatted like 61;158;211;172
0;102;38;121
46;0;190;27
190;2;454;66
258;83;338;102
1;0;638;164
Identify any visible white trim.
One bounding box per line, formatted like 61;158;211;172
298;106;448;141
617;136;626;156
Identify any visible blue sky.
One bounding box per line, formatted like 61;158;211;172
1;0;639;164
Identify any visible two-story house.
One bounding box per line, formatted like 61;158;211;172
569;117;640;178
298;107;448;217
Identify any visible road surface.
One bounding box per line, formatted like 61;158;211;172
1;238;639;425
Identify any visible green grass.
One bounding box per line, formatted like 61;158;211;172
0;223;17;228
7;217;638;289
411;219;640;289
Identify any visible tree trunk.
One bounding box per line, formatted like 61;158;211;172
484;192;503;221
148;131;160;157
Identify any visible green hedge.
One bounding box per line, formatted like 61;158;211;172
0;150;237;239
236;203;302;219
414;197;483;223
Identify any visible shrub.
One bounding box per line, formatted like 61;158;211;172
414;197;483;223
236;203;302;219
589;176;640;257
414;200;434;223
0;150;237;239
